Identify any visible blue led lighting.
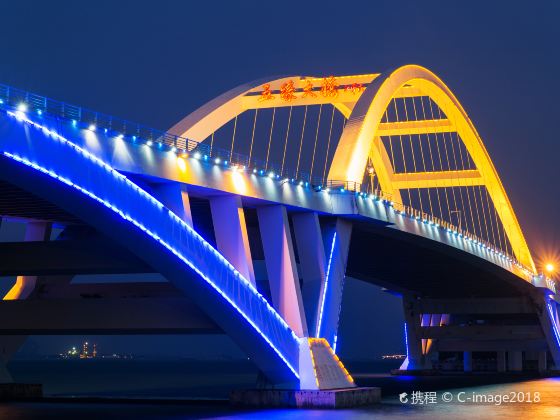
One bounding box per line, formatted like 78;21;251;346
404;322;409;358
316;232;337;338
3;111;300;379
547;302;560;347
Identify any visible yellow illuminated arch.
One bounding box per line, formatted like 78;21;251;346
328;65;535;272
168;74;379;140
169;65;535;272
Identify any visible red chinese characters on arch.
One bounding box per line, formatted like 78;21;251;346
257;76;364;102
345;82;365;95
320;76;339;98
280;80;297;102
302;80;317;98
258;83;275;102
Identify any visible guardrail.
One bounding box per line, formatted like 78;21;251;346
0;82;536;279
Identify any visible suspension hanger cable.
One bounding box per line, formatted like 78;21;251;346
420;95;443;219
445;108;468;233
281;106;293;174
296;105;308;178
385;108;397;200
393;99;412;207
447;101;483;237
209;131;215;155
403;96;424;214
434;101;459;229
310;104;323;178
230;115;238;161
455;131;477;240
482;183;498;248
248;109;258;164
265;107;276;171
411;95;433;215
322;105;336;185
440;92;470;235
477;184;491;243
427;97;452;224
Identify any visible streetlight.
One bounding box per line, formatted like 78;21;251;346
367;165;375;194
545;263;555;275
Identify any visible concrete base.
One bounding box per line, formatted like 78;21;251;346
230;387;381;408
0;383;42;399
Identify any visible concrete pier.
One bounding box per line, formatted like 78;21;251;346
230;387;381;408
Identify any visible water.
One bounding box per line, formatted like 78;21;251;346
1;360;558;419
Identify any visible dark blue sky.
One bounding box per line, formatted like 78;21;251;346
2;0;558;266
1;1;559;359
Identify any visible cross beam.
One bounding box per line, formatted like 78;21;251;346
376;119;454;136
390;169;484;190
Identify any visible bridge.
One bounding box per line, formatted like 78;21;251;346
0;65;558;391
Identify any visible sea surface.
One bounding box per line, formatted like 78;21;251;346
0;359;558;419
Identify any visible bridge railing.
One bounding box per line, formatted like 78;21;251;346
0;82;533;278
1;109;302;379
326;179;535;276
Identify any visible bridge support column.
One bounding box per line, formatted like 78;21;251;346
497;351;506;372
292;213;326;336
151;183;193;226
463;351;473;372
314;219;352;349
400;295;432;371
257;205;307;337
210;195;255;286
3;221;51;300
536;294;560;369
508;351;523;371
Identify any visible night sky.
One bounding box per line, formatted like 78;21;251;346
0;1;559;360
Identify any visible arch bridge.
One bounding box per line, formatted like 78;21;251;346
0;65;558;389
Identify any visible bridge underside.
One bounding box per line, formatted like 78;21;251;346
0;168;555;378
0;98;557;387
347;220;533;299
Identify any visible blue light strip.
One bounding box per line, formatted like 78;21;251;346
316;232;337;338
2;111;300;379
547;302;560;347
1;88;533;276
404;322;409;358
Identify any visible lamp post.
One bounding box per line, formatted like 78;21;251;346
367;165;375;194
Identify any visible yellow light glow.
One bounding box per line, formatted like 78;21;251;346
231;171;247;194
177;157;187;172
546;263;555;273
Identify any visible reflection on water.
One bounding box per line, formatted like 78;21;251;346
1;360;559;419
0;378;558;419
